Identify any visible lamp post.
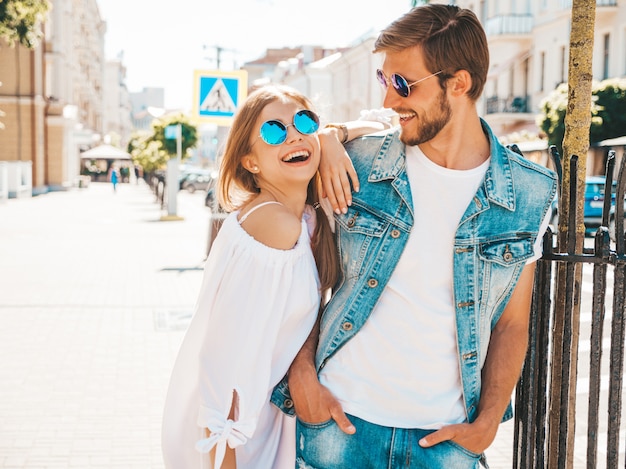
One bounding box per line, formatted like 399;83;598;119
162;123;184;221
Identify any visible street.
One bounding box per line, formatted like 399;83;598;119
0;182;210;468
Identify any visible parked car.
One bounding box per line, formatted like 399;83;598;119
179;168;216;193
550;176;626;238
205;176;217;209
583;176;613;230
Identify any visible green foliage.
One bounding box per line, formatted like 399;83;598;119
537;78;626;155
590;78;626;143
127;114;199;173
0;0;50;48
127;130;167;174
537;83;569;155
151;113;198;159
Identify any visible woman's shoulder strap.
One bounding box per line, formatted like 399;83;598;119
238;201;283;224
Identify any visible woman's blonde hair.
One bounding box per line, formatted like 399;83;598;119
217;84;339;291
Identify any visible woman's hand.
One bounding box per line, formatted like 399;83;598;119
318;128;359;215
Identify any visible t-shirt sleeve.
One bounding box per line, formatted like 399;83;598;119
528;205;553;264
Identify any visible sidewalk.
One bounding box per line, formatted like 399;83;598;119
0;182;210;469
0;181;515;468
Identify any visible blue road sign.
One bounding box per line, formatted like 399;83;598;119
192;70;248;126
164;124;180;140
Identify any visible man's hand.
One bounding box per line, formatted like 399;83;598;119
318;129;359;215
421;264;537;455
418;419;498;455
288;361;355;434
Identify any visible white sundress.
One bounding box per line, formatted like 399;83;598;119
161;203;320;469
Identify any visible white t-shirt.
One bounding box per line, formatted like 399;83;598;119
319;145;548;429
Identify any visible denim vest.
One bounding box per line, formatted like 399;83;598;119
272;120;557;424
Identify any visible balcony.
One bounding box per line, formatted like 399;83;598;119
486;95;531;115
485;14;534;37
596;0;619;21
560;0;617;7
557;0;618;23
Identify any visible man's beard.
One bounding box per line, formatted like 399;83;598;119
400;91;452;146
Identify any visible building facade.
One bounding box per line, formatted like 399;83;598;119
103;59;133;149
129;87;165;132
258;0;624;174
0;0;132;195
460;0;624;141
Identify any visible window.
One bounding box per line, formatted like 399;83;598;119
539;52;546;91
560;46;566;84
480;0;487;25
603;33;610;80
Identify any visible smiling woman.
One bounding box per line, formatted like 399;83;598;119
161;83;390;468
161;84;336;469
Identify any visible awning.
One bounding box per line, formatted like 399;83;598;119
597;136;626;147
513;140;549;152
80;144;131;159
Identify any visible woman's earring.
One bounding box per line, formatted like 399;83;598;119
251;166;259;173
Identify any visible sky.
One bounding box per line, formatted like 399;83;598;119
97;0;416;111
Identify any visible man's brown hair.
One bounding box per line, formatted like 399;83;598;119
374;4;489;101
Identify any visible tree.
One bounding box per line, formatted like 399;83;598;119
128;131;167;175
0;0;50;48
537;78;626;155
547;1;596;468
590;78;626;143
128;114;199;176
150;113;198;160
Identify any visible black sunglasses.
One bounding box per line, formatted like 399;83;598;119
258;109;320;146
376;69;443;98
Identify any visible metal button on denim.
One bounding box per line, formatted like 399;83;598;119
391;229;400;238
367;278;378;288
347;212;359;228
284;399;294;408
342;322;353;331
503;244;513;262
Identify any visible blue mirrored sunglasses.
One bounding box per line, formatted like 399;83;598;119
258;109;320;146
376;69;443;98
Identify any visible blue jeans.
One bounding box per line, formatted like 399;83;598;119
295;414;488;469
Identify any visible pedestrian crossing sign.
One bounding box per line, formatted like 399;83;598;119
192;69;248;126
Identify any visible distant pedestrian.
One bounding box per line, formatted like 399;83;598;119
109;166;119;192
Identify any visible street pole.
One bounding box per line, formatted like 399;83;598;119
163;124;184;221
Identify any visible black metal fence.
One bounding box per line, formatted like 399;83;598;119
513;147;626;468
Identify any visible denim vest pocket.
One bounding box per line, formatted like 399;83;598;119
476;236;534;320
335;206;389;236
336;207;390;282
478;235;534;266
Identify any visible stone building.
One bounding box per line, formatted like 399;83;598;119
0;0;131;195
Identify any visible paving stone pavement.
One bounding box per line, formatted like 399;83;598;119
0;181;516;468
